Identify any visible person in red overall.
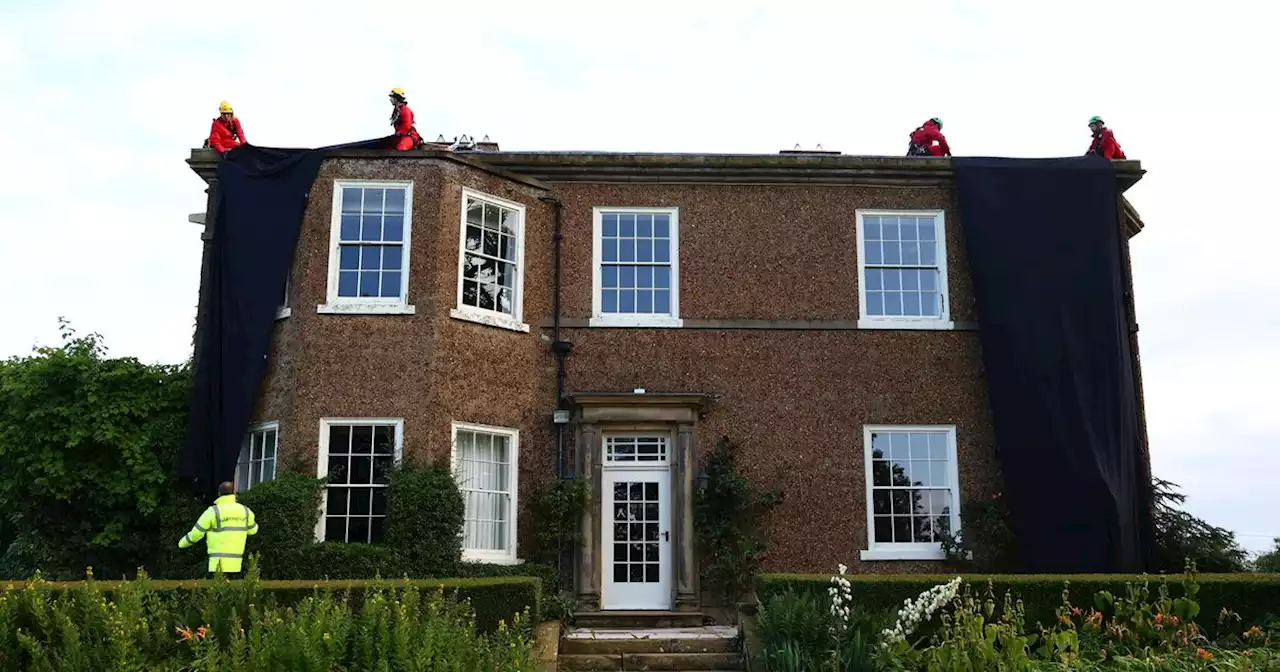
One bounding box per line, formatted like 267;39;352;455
389;88;423;151
907;117;951;157
207;101;247;154
1086;116;1126;159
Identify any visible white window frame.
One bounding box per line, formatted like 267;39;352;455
318;180;416;315
591;206;682;328
860;424;961;562
314;417;405;543
855;209;953;330
236;421;280;491
451;188;529;333
450;421;520;564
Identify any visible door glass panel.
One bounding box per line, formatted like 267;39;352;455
610;478;662;584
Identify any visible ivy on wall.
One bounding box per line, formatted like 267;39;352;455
694;435;781;606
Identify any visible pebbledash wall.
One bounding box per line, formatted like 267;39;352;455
187;149;1148;606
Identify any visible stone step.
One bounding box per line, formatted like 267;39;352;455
562;626;739;655
558;652;744;671
574;611;707;629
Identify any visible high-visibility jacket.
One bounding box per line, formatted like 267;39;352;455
178;494;259;573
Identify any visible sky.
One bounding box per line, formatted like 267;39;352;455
0;0;1276;553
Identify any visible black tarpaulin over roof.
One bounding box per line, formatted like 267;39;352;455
953;156;1153;573
179;137;393;497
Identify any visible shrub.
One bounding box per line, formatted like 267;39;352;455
235;473;325;577
384;461;465;577
0;570;539;671
757;570;1280;640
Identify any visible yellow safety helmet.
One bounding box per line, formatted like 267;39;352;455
219;101;234;114
390;87;406;98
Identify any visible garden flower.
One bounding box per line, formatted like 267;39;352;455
1197;648;1213;660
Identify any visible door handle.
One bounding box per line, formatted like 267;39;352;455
662;531;669;541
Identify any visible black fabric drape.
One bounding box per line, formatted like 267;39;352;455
953;156;1153;573
180;137;393;496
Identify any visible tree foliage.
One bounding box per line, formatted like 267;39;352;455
1253;538;1280;573
0;320;192;579
1152;477;1248;573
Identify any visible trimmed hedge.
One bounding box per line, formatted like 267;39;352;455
2;575;540;633
756;572;1280;636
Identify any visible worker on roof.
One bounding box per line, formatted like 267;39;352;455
1086;116;1127;159
207;101;247;154
389;88;423;151
907;118;951;157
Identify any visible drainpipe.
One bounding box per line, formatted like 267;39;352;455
539;195;572;478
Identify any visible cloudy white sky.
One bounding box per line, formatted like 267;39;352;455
0;1;1276;553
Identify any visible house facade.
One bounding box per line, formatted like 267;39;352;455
186;146;1148;612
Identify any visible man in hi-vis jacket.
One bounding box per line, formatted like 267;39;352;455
179;481;259;575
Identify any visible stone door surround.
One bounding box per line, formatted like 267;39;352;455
571;392;709;612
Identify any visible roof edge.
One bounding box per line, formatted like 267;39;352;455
185;148;553;192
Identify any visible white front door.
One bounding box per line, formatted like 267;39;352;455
601;465;673;610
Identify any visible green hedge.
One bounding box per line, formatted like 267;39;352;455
756;572;1280;636
3;575;540;633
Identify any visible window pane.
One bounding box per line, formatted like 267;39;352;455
381;272;402;298
864;217;881;240
384;188;405;214
327;488;348;515
341;188;363;214
348;516;370;544
324;516;346;542
653;239;670;263
337;270;358;297
361;215;382;242
602;265;618;289
653;215;670;238
329;426;350;450
602;290;618;313
351;426;373;453
603;213;618;237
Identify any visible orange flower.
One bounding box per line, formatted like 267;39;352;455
195;626;209;641
1197;648;1213;661
1154;613;1164;624
175;626;192;642
1170;616;1179;626
1246;625;1262;638
1060;616;1071;625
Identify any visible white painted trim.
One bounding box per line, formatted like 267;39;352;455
855;209;954;330
314;417;405;543
455;188;528;331
321;180;415;313
449;308;531;333
859;424;961;562
450;421;521;564
317;302;416;315
591;207;682;328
